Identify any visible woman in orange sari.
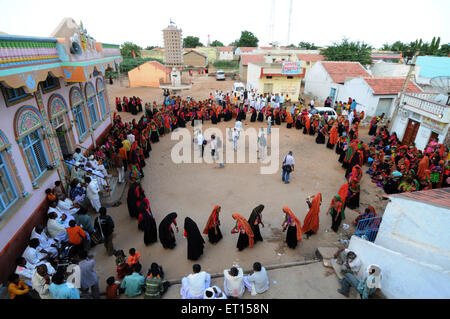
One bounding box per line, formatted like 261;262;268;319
231;213;254;251
303;115;310;135
203;205;223;244
327;124;338;149
327;194;345;232
417;155;429;181
285;112;294;129
282;207;302;248
302;193;322;238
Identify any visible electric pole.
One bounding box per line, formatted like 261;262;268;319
388;50;420;132
287;0;293;46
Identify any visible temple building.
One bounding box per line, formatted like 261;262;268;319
0;18;122;279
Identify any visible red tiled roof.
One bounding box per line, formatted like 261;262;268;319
321;61;371;84
241;54;265;66
218;46;233;52
148;61;170;74
260;46;273;50
239;47;258;52
389;187;450;209
297;54;325;62
364;77;423;95
183;50;207;58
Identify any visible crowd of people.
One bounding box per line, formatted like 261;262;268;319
8;89;447;300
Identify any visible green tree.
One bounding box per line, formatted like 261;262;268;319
298;41;318;50
234;31;259;47
183;36;203;48
120;42;142;58
145;45;158;50
210;40;224;47
321;38;373;65
437;43;450;56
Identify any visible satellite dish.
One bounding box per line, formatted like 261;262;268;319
430;76;450;105
70;41;83;56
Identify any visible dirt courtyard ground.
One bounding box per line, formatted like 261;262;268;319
89;75;388;298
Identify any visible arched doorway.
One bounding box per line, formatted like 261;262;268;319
48;94;74;157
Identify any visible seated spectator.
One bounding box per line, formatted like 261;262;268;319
32;264;54;299
144;263;170;299
69;179;86;205
180;264;211;299
114;249;130;280
203;286;227;299
128;248;141;266
120;263;145;297
57;195;79;216
14;257;34;286
146;262;165;279
106;276;120;299
338;264;382;299
66;220;88;255
333;248;361;275
49;268;80;299
243;262;269;295
22;238;52;268
8;273;32;299
30;225;58;258
45;188;57;203
47;212;68;242
223;265;245;298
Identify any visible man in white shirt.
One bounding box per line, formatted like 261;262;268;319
85;176;101;213
243;262;269;295
31;225;58;258
232;128;239;151
309;99;315;107
280;94;285;108
22;238;51;269
267;115;272;135
223;265;245;298
258;128;267;160
73;148;87;164
57;196;79;216
32;264;54;299
197;131;205;158
235;119;242;133
210;135;217;160
180;264;211;299
127;132;135;144
47;212;68;241
48;201;75;225
282;151;295;184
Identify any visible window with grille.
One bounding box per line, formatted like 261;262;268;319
21;130;48;182
87;97;98;125
41;75;59;90
0;151;18;216
74;104;87;137
98;92;107;117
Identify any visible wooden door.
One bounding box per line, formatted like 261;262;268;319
402;119;420;145
427;131;439;146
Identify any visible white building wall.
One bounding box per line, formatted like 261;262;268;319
375;197;450;270
304;62;335;102
370;62;417;78
219;51;233;61
246;63;261;91
349;236;450;299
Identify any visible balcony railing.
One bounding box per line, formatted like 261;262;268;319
0;35;60;68
401;94;448;118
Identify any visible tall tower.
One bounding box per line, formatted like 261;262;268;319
268;0;276;45
287;0;293;45
162;24;183;67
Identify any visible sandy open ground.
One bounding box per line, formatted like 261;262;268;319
89;74;387;298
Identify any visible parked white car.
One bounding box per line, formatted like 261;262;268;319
308;107;338;120
216;70;225;81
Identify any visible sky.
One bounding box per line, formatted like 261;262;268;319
0;0;449;49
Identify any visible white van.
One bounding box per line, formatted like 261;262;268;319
232;82;245;97
216;70;225;81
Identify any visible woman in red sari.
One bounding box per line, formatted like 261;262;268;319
302;193;322;238
327;195;345;232
282;206;302;248
202;205;223;244
231;213;254;251
327;124;338;149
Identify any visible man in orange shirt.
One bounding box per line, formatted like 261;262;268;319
119;144;128;172
66;220;87;256
8;274;31;299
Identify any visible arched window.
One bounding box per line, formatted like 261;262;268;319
70;87;88;138
14;106;49;182
96;77;107;118
0;130;18;216
85;82;98;125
